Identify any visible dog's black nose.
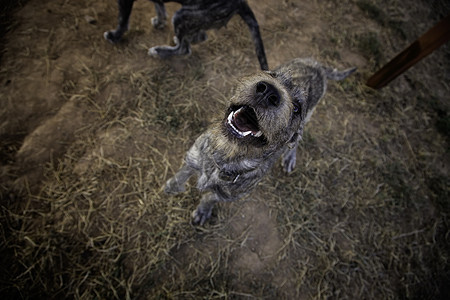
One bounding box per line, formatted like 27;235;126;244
255;81;280;107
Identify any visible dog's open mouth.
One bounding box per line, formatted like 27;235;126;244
226;106;262;138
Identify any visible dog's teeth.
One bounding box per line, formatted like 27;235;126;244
227;111;243;136
227;111;234;123
253;131;262;137
227;107;260;138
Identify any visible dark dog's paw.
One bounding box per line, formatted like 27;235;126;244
164;178;186;195
148;47;159;57
151;17;166;29
282;148;297;173
104;30;122;44
148;45;191;58
192;206;213;226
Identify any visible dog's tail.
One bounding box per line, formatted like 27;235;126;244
324;67;357;81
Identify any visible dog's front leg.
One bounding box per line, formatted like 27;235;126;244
192;192;221;226
282;146;297;173
104;0;135;43
164;164;195;194
151;1;167;29
282;131;301;173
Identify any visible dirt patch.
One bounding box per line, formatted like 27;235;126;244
1;0;449;299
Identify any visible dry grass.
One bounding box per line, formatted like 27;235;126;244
1;0;449;299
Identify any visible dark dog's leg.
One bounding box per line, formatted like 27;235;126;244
149;39;191;57
238;2;268;70
151;1;167;29
190;30;208;44
164;164;195;194
173;30;207;46
104;0;135;43
148;8;193;57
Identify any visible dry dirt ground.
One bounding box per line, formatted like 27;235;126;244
1;0;449;299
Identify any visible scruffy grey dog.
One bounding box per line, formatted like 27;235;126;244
104;0;268;70
164;58;356;225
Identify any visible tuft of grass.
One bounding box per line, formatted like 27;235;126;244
356;32;383;65
381;162;413;205
356;0;386;26
416;94;450;140
427;174;450;213
356;0;407;39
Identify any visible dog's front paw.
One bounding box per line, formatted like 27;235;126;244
192;206;213;226
104;31;118;43
104;30;122;44
164;178;186;195
282;148;297;173
151;17;166;29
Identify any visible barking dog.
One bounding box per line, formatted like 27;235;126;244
164;58;356;225
104;0;268;70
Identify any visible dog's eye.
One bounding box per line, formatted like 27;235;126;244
293;103;301;114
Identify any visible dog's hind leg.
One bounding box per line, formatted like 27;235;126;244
190;31;208;44
148;39;191;57
151;1;167;29
104;0;135;43
148;8;193;57
238;2;268;70
164;164;195;194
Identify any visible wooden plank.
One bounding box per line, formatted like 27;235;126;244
366;14;450;89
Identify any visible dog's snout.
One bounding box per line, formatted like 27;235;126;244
267;94;279;107
255;81;280;107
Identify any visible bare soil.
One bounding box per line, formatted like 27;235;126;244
1;0;449;299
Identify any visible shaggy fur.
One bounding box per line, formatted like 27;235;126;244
104;0;268;70
165;58;356;225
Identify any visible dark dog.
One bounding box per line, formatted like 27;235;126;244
104;0;268;70
164;58;356;225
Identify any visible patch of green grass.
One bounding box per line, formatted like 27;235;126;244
427;174;450;213
381;162;413;205
356;0;385;25
387;20;407;40
416;95;450;139
322;49;341;60
436;114;450;139
356;32;383;65
356;1;407;39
